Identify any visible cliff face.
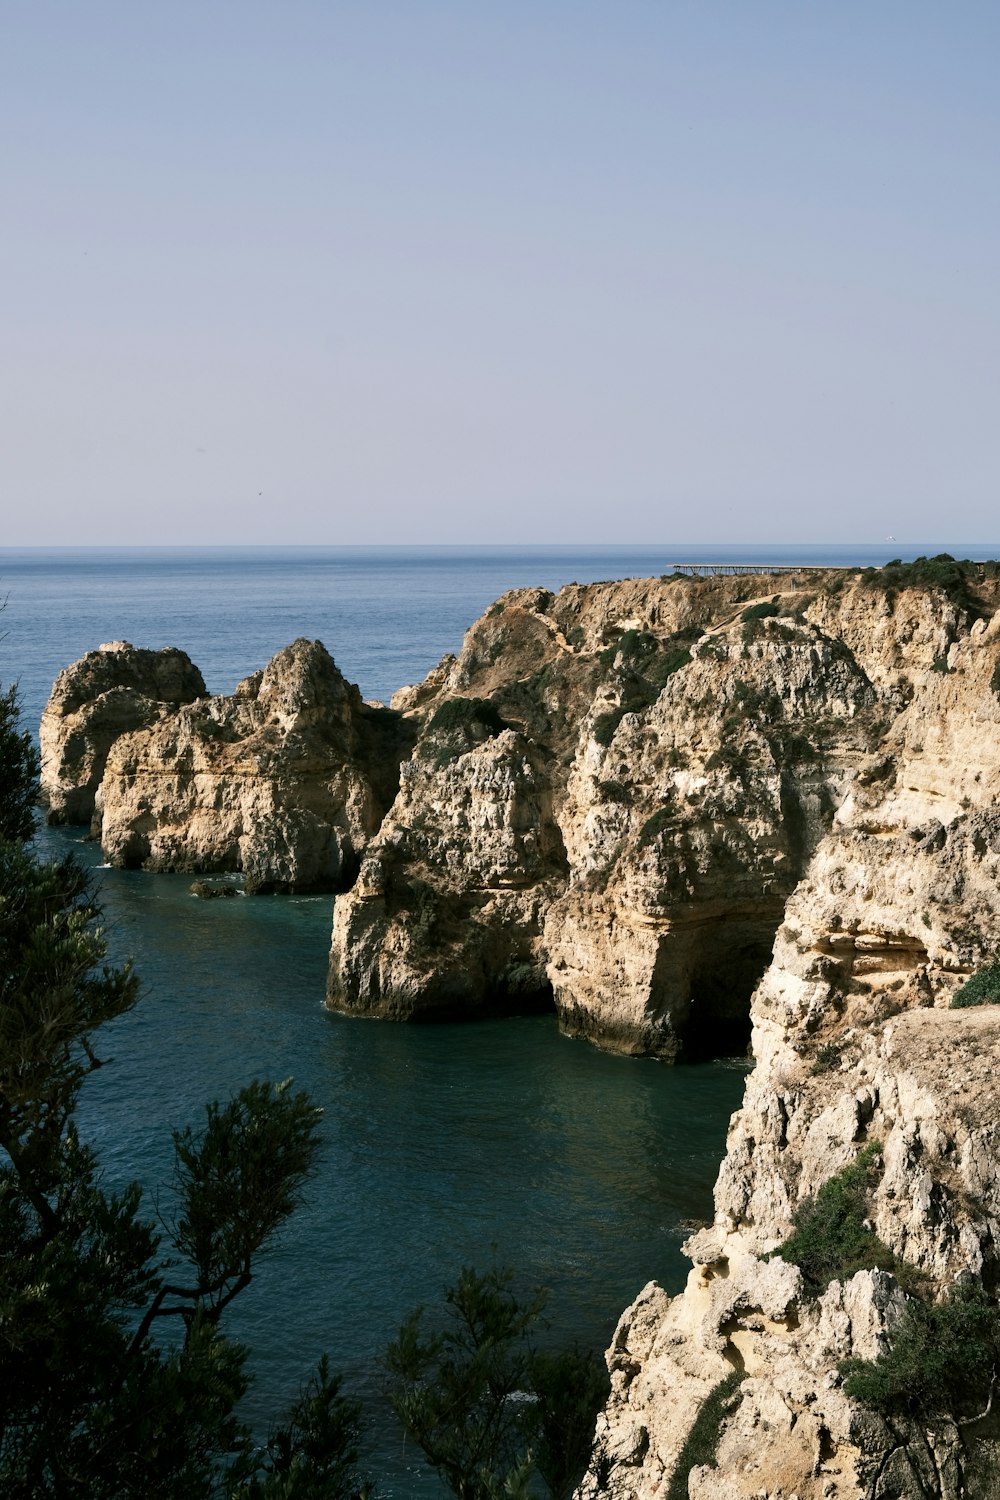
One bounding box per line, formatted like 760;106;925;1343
591;582;1000;1498
43;638;414;892
328;571;906;1051
42;562;1000;1492
97;638;414;892
40;641;206;824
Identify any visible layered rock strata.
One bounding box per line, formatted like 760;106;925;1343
43;638;414;892
330;569;952;1054
589;577;1000;1498
40;641;205;824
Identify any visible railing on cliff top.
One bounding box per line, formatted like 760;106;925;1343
668;562;852;576
670;560;993;577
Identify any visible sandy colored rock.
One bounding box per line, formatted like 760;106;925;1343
330;566;986;1056
40;641;206;824
94;638;414;891
583;567;1000;1498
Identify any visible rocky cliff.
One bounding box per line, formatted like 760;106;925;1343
43;559;1000;1493
43;638;414;892
587;565;1000;1499
40;641;206;824
329;569;891;1054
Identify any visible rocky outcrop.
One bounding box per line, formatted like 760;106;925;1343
42;637;415;891
40;641;205;824
588;578;1000;1498
330;569;973;1049
94;639;414;891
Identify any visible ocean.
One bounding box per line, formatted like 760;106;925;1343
0;542;981;1494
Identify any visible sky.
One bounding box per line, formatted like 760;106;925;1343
3;2;999;547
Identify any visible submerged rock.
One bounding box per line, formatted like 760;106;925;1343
189;880;239;899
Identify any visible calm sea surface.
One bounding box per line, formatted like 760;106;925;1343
0;543;984;1493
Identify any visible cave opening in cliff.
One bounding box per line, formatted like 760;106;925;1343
681;927;775;1061
489;970;557;1019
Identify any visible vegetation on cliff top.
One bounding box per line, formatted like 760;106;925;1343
858;553;1000;616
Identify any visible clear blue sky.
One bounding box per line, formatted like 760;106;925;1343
3;2;998;545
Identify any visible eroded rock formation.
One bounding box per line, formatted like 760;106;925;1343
589;572;1000;1498
329;569;927;1053
96;638;414;892
42;638;414;892
40;641;205;824
43;559;1000;1492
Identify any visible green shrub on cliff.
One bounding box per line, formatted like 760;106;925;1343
428;697;508;738
637;806;673;849
769;1144;901;1295
740;600;780;623
950;959;1000;1008
665;1370;744;1500
425;697;510;766
841;1280;1000;1425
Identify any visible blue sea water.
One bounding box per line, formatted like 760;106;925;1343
0;542;988;1494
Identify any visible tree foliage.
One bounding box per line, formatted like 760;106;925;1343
385;1264;610;1500
0;684;38;842
0;675;371;1498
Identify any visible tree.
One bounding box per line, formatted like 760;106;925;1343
0;680;372;1498
385;1264;611;1500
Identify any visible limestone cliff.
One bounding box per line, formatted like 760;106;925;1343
43;559;1000;1492
47;620;573;926
329;570;895;1050
588;571;1000;1499
89;639;413;891
40;641;205;824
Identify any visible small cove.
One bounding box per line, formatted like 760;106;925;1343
4;543;920;1492
45;825;746;1493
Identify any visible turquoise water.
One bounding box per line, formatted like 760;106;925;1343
0;543;969;1493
